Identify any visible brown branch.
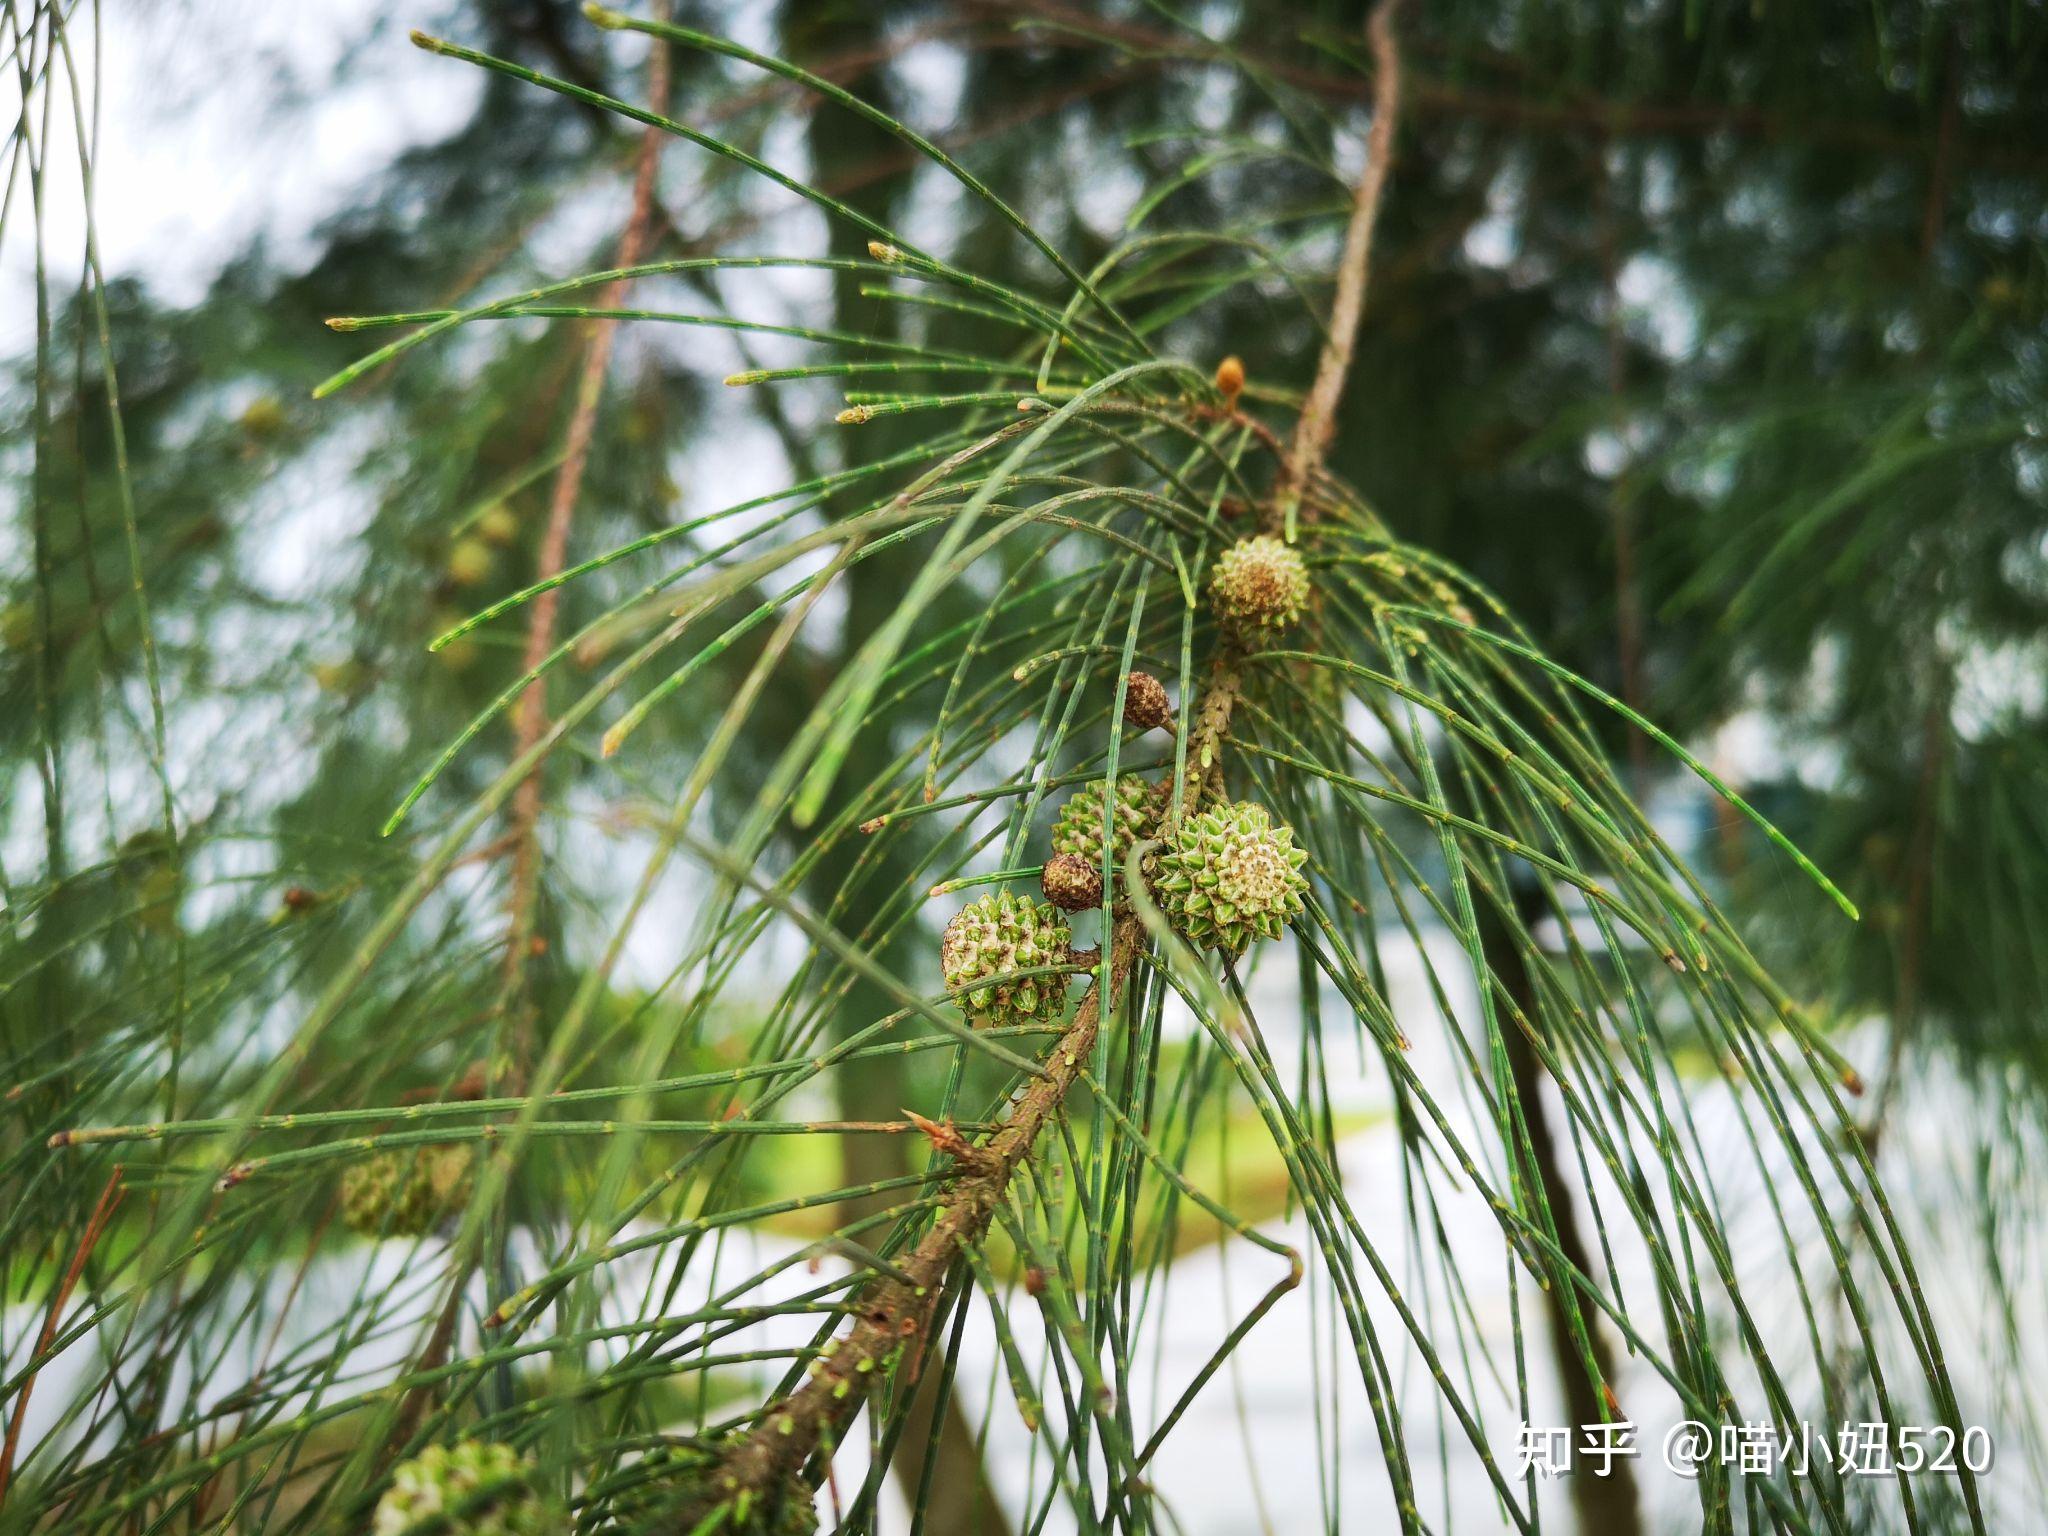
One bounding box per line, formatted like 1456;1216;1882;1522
702;9;1410;1521
704;600;1252;1517
1920;32;1959;265
715;919;1145;1508
1179;652;1245;819
500;11;675;1040
1283;0;1404;502
0;1170;123;1509
700;444;1271;1509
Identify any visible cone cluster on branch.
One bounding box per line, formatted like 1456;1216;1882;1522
941;652;1318;1026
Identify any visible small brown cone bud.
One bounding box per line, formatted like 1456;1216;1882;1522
1214;354;1245;404
1122;671;1172;732
1041;853;1103;912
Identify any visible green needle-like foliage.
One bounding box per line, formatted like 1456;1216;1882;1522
3;3;2037;1534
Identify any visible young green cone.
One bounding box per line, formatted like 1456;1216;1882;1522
1154;801;1309;953
941;891;1072;1029
374;1440;552;1536
1209;535;1309;640
1048;774;1154;866
340;1145;475;1237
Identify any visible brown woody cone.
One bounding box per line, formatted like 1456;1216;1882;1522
1041;853;1103;912
1122;671;1172;732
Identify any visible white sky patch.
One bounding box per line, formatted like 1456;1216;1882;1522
1946;626;2048;741
1639;148;1681;220
1709;690;1848;795
1187;62;1238;137
1461;163;1525;271
1461;211;1517;270
1;3;479;353
1582;428;1628;479
755;101;823;232
891;161;970;264
685;401;799;532
242;411;386;602
1062;116;1144;241
526;176;635;277
748;248;839;328
891;32;967;131
1617;252;1700;360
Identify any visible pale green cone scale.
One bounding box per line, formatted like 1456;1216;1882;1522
340;1145;475;1237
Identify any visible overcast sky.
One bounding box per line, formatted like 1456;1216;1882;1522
2;1;474;354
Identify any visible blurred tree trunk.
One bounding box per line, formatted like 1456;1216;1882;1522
1482;883;1644;1536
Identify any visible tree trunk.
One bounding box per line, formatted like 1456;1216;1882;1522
1482;884;1645;1536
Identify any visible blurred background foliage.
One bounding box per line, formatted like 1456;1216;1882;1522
3;0;2045;1531
10;0;2044;1091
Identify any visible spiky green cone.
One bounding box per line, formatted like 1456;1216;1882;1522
1048;775;1154;867
1209;535;1309;640
340;1146;475;1237
1154;801;1309;953
941;891;1072;1029
374;1440;553;1536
